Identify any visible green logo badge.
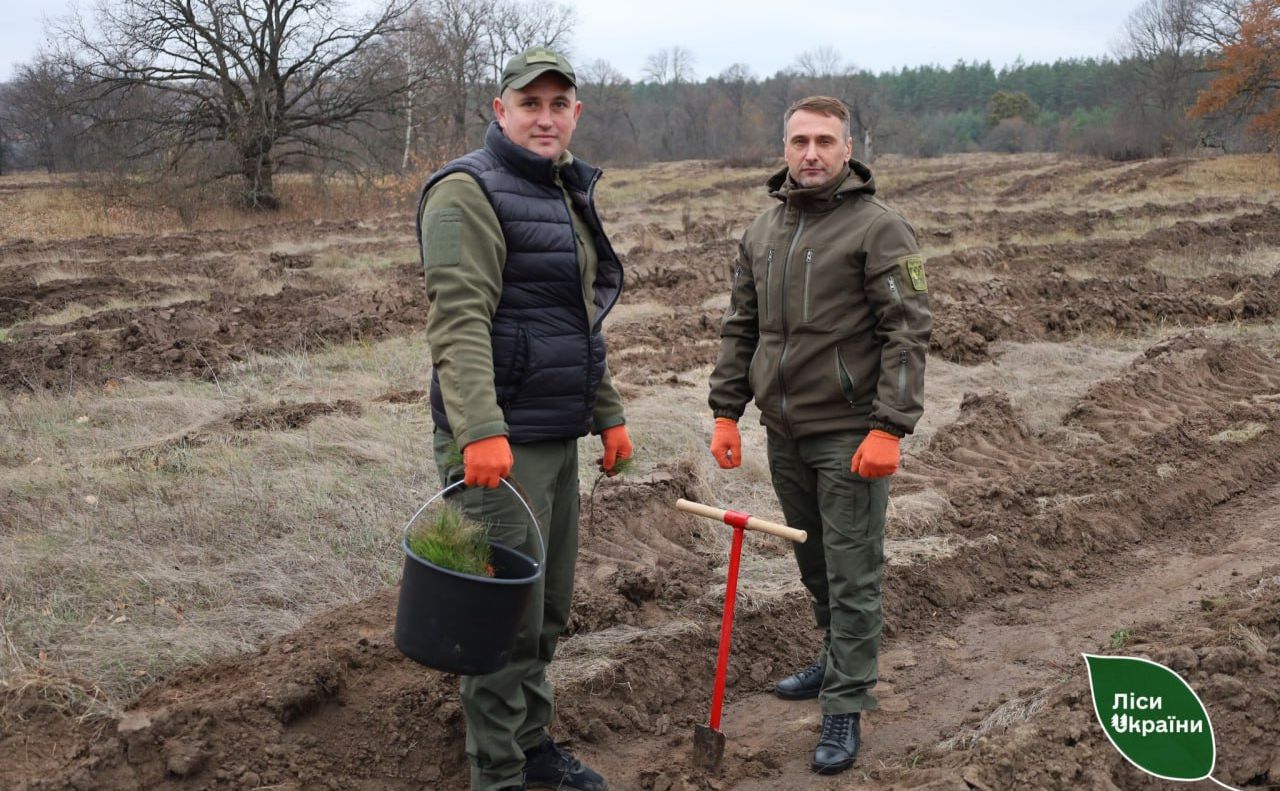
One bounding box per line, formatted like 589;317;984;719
904;255;927;292
1084;654;1241;788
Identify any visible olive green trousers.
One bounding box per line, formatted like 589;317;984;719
766;429;889;714
433;430;581;791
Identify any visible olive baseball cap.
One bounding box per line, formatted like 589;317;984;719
500;47;577;93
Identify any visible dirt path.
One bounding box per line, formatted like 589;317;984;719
598;480;1280;790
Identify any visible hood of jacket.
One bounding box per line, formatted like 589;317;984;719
766;159;876;212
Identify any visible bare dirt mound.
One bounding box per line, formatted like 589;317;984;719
1082;157;1194;194
929;268;1280;363
894;571;1280;791
932;205;1280;277
0;277;180;325
0;273;429;392
920;196;1266;243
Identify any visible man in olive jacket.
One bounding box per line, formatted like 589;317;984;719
418;47;631;791
707;96;931;774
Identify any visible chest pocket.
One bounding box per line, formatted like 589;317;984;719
794;246;858;332
751;243;782;331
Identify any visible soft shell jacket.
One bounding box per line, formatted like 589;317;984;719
418;121;625;446
709;161;932;438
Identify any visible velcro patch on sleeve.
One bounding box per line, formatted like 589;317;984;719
900;254;927;292
423;207;463;269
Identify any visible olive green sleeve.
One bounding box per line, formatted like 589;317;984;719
421;173;508;447
708;236;758;420
863;210;933;435
591;363;625;433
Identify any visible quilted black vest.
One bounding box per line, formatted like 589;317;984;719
417;121;623;443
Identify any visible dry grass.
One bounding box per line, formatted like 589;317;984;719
0;171;419;243
550;620;702;690
0;334;438;699
1149;243;1280;279
4;292;209;333
937;690;1049;751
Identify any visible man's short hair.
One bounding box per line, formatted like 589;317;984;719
783;96;852;140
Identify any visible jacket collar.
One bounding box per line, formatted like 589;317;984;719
483;120;593;191
766;159;876;211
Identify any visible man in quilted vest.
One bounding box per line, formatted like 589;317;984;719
417;47;631;791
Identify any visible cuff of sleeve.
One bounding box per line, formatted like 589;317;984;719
454;420;509;448
868;420;906;438
712;408;744;422
592;413;626;434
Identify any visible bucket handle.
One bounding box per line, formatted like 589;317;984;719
402;477;546;572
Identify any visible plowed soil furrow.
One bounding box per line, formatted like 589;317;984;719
11;334;1280;790
935;205;1280;274
0;282;429;392
0;276;180;325
918;196;1269;242
692;485;1280;791
4;154;1280;791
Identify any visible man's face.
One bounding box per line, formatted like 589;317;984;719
784;109;853;188
493;73;582;160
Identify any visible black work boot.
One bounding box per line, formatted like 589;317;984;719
774;658;824;700
811;712;860;774
524;737;607;791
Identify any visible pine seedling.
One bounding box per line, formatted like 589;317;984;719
408;504;493;577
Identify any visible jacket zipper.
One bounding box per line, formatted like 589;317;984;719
763;248;774;320
802;249;814;323
584;169;622;333
897;349;909;406
778;212;806;436
556;167;594;408
886;273;903;311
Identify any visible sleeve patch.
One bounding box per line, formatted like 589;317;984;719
900;254;927;292
422;207;463;269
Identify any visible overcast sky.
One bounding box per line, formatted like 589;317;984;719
1;0;1136;82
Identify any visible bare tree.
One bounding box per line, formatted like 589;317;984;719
643;46;696;85
1115;0;1207;152
1187;0;1249;47
57;0;421;209
577;58;638;156
1118;0;1202;111
483;0;575;84
0;57;85;173
792;46;847;80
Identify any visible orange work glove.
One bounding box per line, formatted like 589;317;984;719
463;435;513;489
709;417;741;469
600;425;634;476
851;430;900;478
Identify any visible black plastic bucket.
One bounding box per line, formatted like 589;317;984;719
394;479;543;676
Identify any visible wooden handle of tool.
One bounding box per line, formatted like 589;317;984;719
675;499;807;543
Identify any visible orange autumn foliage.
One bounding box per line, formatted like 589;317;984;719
1191;0;1280;139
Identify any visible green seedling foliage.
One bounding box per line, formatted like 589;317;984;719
1110;628;1132;649
443;441;464;471
605;455;633;477
407;504;492;576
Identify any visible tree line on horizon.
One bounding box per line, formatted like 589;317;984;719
0;0;1276;210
